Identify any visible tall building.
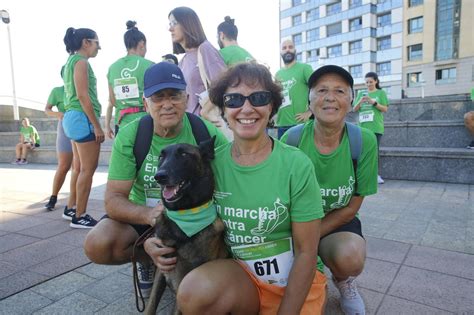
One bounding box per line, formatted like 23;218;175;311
403;0;474;98
280;0;474;99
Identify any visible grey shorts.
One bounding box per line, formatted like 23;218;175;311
57;120;72;153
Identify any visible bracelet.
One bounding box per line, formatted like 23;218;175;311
372;101;378;107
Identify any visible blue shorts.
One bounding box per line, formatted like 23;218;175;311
62;110;96;143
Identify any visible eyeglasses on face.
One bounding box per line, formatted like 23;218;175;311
150;92;185;104
223;91;272;108
169;20;179;28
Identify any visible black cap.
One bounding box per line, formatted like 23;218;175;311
308;65;354;90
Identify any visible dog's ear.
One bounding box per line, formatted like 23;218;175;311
199;136;216;161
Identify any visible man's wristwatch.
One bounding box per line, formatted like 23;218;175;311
373;101;378;107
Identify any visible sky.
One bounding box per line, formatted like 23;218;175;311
0;0;281;113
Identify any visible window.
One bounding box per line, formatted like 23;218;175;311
377;0;389;3
296;52;303;62
327;22;342;37
377;12;391;27
307;49;319;62
350;17;362;31
292;0;302;6
306;8;319;21
377;36;391;50
328;44;342;57
435;0;461;61
292;14;302;26
407;72;423;87
408;16;423;34
376;62;391;76
350;65;363;78
327;1;342;15
436;67;456;84
408;44;423;61
350;40;362;54
409;0;423;7
293;33;302;45
350;0;362;8
307;28;319;42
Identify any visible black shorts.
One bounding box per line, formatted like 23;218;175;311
101;214;151;236
321;216;364;240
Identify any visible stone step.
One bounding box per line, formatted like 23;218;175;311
380;146;474;184
382;120;472;148
0;117;109;132
0;130;114;147
0;145;112;166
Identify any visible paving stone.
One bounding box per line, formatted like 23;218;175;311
29;247;91;277
1;239;75;269
32;291;106;314
366;237;411;264
420;221;467;252
389;266;474;313
0;232;40;253
31;271;95;301
0;261;20;280
0;229;8;237
377;295;453;314
76;263;129;279
17;220;73;239
0;290;53;315
46;228;89;247
94;293;142;315
0;212;52;232
0;271;49;300
359;216;393;238
404;245;474;280
358;258;400;293
79;272;133;304
383;220;429;244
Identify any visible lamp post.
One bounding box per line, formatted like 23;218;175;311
1;10;19;121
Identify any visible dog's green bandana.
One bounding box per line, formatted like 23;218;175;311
166;201;217;237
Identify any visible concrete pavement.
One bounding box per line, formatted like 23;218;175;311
0;163;473;314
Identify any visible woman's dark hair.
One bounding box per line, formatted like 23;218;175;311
217;16;238;40
169;7;207;54
365;72;381;90
124;20;146;50
63;27;97;55
209;62;283;121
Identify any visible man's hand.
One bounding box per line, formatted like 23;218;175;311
144;237;177;272
295;110;312;123
148;202;165;227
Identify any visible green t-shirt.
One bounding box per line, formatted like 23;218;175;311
107;55;154;125
275;62;313;127
20;125;40;145
63;54;101;117
281;121;378;215
219;46;254;66
353;89;389;134
107;115;228;206
47;86;66;113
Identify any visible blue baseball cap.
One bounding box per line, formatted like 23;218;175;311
144;62;187;97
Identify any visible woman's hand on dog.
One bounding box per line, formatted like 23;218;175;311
144;237;177;272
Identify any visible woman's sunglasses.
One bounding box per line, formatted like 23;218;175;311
223;91;272;108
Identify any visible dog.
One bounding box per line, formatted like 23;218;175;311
144;136;228;315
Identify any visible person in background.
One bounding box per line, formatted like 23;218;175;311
12;117;40;165
465;111;474;149
168;6;226;115
281;65;378;315
105;20;154;139
62;27;103;228
44;68;79;219
275;39;313;139
162;53;178;65
145;62;327;314
353;71;389;184
217;16;254;66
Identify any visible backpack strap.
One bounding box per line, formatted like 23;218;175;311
285;124;305;147
133;113;211;172
133;114;154;172
345;122;362;194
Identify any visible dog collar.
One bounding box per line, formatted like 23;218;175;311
166;201;217;237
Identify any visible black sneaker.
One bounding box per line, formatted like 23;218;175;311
467;140;474;149
45;195;57;210
62;207;76;220
70;214;97;229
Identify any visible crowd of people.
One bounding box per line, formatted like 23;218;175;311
15;5;472;314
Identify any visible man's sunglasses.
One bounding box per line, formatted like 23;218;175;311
223;91;272;108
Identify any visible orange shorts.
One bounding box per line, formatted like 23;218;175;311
238;261;327;315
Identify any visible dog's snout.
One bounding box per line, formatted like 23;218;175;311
155;170;168;183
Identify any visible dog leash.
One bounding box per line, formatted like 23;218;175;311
131;225;156;312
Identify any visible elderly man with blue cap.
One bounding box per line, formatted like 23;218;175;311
84;62;228;297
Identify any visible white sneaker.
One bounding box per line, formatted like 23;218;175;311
137;261;155;299
333;277;365;315
377;175;384;184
